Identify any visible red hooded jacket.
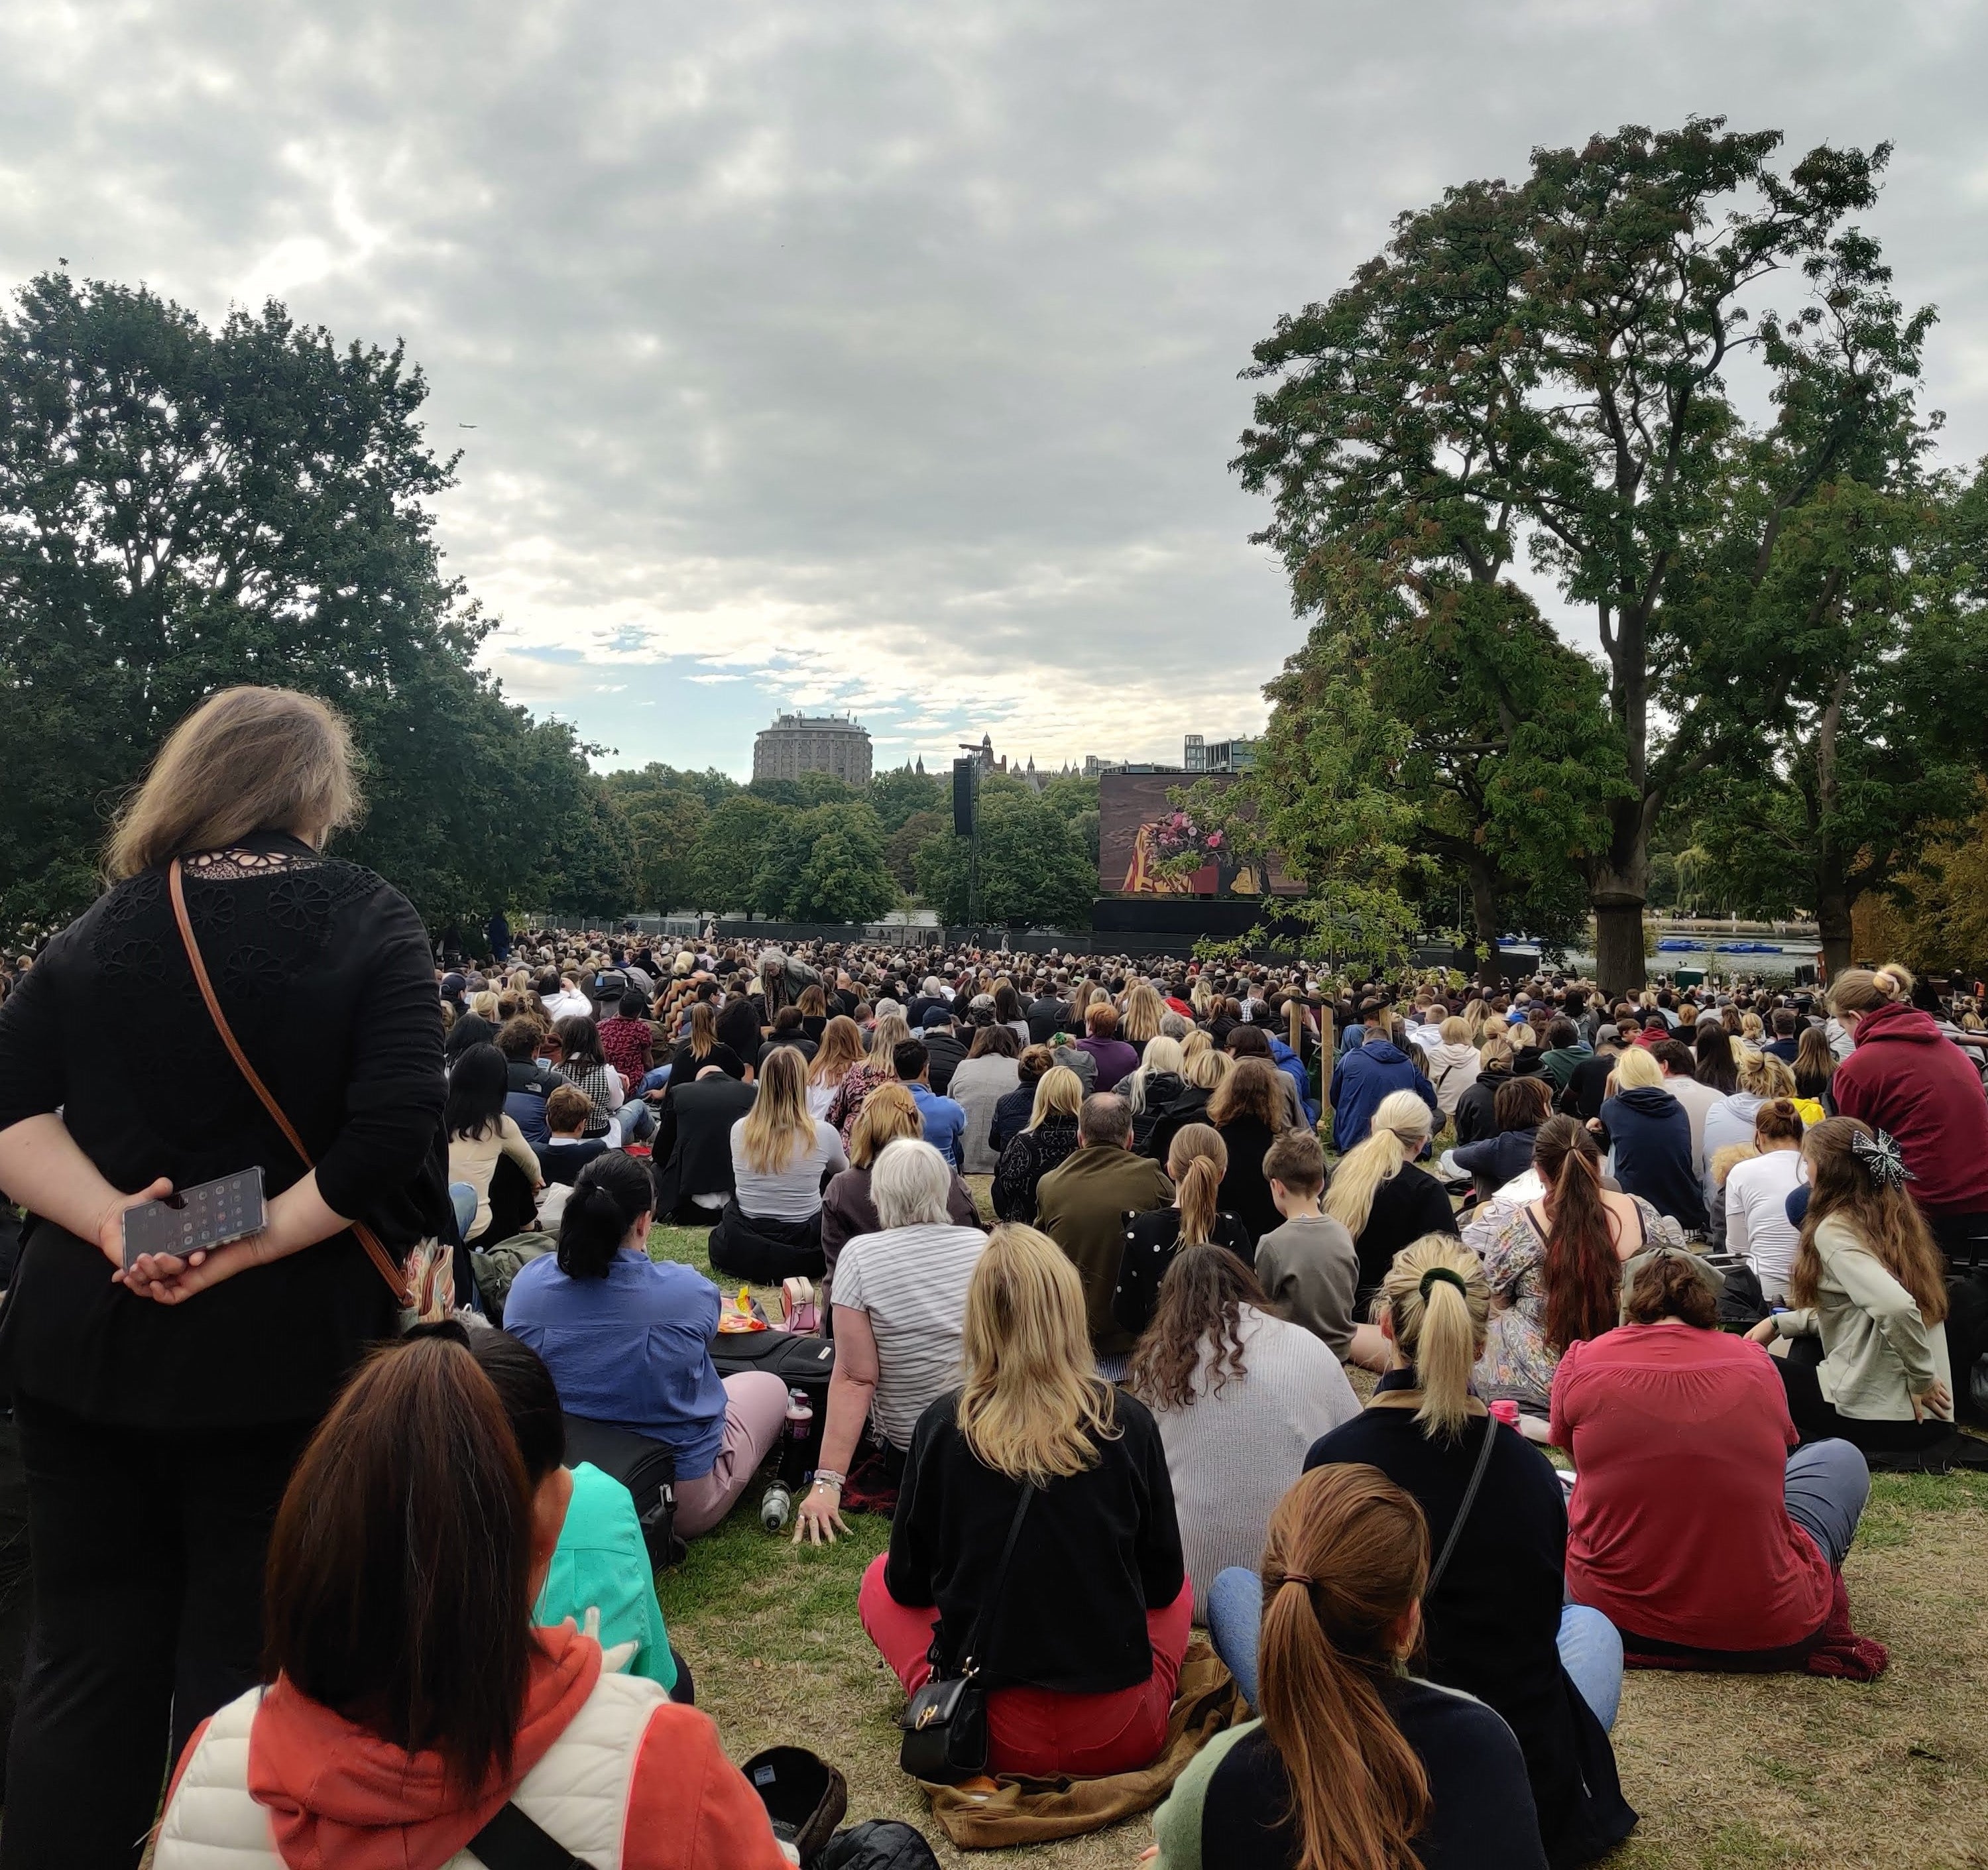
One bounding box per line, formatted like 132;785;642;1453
1831;1001;1988;1216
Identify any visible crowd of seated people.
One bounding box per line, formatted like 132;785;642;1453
15;800;1988;1870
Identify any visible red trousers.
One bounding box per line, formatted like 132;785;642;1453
859;1554;1193;1779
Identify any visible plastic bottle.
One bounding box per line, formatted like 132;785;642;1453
760;1478;791;1533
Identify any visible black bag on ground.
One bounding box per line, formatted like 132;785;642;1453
559;1414;683;1569
709;1326;837;1391
814;1822;943;1870
741;1747;847;1865
1716;1260;1770;1331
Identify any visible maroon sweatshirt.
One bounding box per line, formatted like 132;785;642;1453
1831;1002;1988;1216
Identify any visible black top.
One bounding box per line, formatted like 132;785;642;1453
652;1076;756;1215
1452;1128;1539;1198
922;1029;968;1094
1350;1165;1460;1297
1554;1053;1614;1122
1142;1082;1214;1162
1199;1682;1548;1870
990;1115;1080;1223
1129;1073;1186;1153
988;1082;1035;1156
1452;1067;1509;1145
1212;1114;1282;1246
1111;1206;1256;1338
1027;996;1072;1045
886;1385;1185;1694
666;1041;747;1091
0;833;448;1427
756;1033;818;1070
1305;1383;1635;1869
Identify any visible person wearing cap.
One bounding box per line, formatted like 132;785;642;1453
1552;1246;1866;1670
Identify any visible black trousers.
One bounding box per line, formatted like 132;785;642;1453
1;1395;313;1870
1775;1350;1952;1455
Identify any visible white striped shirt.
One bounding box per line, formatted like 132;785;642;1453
831;1223;988;1448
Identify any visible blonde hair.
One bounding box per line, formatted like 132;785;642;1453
738;1045;815;1175
1181;1028;1213;1062
1735;1049;1797;1098
808;1014;866;1087
1122;984;1165;1045
1376;1236;1491;1442
470;990;500;1023
106;686;359;880
1166;1124;1227;1247
1322;1090;1432;1238
1477;1033;1513;1071
848;1082;921;1167
1124;1035;1185;1114
866;1013;911;1073
1829;966;1912;1018
1440;1017;1470;1045
1027;1064;1084;1130
1609;1045;1665;1092
1181;1045;1230;1092
956;1226;1118;1486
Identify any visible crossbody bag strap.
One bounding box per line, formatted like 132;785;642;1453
167;857;408;1304
958;1483;1034;1677
1426;1413;1499;1598
467;1800;597;1870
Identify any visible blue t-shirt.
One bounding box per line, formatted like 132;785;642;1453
505;1249;728;1478
908;1082;968;1168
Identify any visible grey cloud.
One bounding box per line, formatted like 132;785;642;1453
5;0;1988;772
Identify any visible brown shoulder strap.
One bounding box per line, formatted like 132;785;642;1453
169;858;407;1303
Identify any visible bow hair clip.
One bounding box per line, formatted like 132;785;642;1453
1850;1127;1914;1191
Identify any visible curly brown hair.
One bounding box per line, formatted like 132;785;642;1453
1126;1242;1269;1413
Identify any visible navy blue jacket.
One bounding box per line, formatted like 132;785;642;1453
1598;1086;1707;1231
1330;1039;1438;1154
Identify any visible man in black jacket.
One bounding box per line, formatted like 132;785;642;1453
919;1008;969;1095
1027;978;1072;1045
652;1063;756;1221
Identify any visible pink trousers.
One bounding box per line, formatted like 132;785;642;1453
672;1372;790;1539
860;1554;1194;1778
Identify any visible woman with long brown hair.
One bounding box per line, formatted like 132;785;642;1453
1128;1244;1356;1619
1793;1023;1838;1104
1204;1056;1291;1244
1478;1116;1684;1413
824;1012;909;1144
152;1330;788;1870
1155;1464;1547;1870
1110;1123;1254;1337
803;1013;868;1118
1205;1236;1632;1870
859;1225;1192;1778
1749;1116;1955;1453
0;687;451;1869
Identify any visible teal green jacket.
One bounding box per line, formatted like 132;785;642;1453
534;1462;677;1692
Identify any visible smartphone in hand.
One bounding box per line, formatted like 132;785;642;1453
122;1167;266;1271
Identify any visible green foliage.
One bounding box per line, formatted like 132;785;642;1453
885;809;949;892
866;766;949;835
747;772;858;809
1237;117;1934;990
752;802;897;922
0;272;616;938
601;763;741;912
690;794;788;916
914;790;1094;929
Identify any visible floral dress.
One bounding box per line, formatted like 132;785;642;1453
1475;1195;1683;1408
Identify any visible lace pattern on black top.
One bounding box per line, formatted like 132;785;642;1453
180;847;321;879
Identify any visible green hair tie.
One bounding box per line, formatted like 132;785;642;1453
1418;1265;1469;1301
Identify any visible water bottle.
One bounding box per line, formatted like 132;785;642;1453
760;1478;791;1533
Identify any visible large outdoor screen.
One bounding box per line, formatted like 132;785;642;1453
1096;772;1300;898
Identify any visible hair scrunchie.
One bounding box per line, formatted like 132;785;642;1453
1419;1265;1468;1301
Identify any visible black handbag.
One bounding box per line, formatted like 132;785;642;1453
559;1414;683;1569
897;1485;1033;1782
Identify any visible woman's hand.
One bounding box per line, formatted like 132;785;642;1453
122;1232;272;1304
792;1480;849;1547
1746;1317;1780;1344
1910;1379;1953;1423
93;1178;181;1275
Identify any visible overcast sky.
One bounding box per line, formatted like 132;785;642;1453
5;1;1987;777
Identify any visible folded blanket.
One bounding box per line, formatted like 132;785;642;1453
915;1639;1245;1849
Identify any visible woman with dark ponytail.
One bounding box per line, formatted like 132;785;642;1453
1476;1116;1683;1413
1206;1237;1633;1870
152;1331;788;1869
505;1155;789;1537
1154;1464;1547;1870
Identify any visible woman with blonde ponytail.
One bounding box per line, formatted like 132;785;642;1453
1160;1464;1549;1870
1110;1125;1254;1337
1322;1089;1459;1302
1205;1235;1633;1869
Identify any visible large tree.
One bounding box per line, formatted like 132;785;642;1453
0;272;606;937
1237;119;1930;992
601;762;739;912
915;783;1094;929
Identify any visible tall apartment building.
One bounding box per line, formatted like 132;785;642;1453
752;713;873;786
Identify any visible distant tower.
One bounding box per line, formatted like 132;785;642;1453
752;713;873;786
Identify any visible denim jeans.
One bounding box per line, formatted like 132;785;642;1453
1206;1566;1623;1732
1782;1438;1869;1566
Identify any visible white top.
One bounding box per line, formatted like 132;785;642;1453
831;1223;988;1448
728;1117;848;1221
1659;1073;1724;1176
1724;1147;1805;1300
804;1080;839;1121
1148;1307;1360;1619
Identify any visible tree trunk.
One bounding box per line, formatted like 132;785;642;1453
1816;873;1855;982
1468;859;1505;992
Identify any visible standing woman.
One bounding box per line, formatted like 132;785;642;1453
0;687;450;1870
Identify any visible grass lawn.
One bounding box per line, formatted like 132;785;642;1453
648;1206;1988;1869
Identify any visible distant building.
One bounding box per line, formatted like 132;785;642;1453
753;713;872;786
1184;732;1257;774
